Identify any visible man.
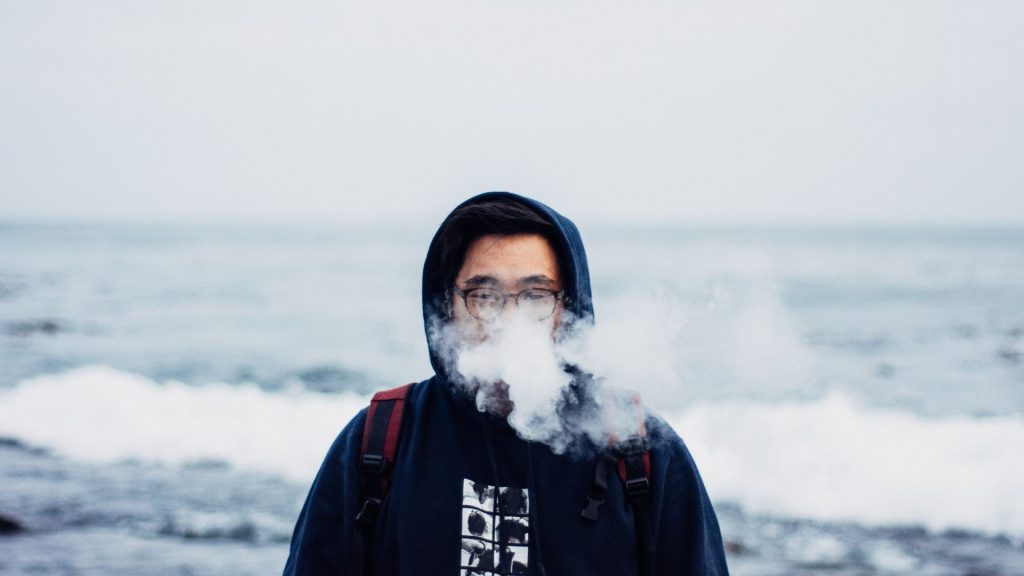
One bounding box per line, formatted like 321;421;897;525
284;192;729;575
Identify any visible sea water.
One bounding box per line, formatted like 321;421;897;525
0;222;1022;575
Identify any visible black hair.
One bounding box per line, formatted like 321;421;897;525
433;198;562;311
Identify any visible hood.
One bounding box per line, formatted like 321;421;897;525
421;191;594;380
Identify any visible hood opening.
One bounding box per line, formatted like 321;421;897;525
421;191;595;381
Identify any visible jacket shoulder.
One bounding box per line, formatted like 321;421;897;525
282;379;435;575
643;414;731;575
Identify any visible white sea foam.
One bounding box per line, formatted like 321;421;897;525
674;391;1024;537
0;365;369;484
1;366;1022;536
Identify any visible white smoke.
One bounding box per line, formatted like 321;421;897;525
431;303;668;454
430;285;817;455
455;313;575;446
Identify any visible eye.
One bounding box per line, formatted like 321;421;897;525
521;289;552;302
468;289;501;303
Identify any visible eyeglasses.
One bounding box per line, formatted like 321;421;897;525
454;287;564;321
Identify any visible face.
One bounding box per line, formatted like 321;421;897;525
452;233;563;341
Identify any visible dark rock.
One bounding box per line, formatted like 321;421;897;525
723;538;748;555
0;437;47;455
0;514;26;535
0;437;24;448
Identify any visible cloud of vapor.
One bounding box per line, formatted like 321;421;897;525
430;304;674;455
429;284;819;455
455;313;575;443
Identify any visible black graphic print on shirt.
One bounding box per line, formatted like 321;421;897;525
460;479;530;576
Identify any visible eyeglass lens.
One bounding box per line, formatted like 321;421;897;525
463;289;558;320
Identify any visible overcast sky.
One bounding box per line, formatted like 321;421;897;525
1;0;1022;226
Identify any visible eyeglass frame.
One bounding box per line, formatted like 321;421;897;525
451;286;565;320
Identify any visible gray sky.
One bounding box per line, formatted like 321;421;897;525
2;0;1022;226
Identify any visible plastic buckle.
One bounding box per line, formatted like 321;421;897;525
625;477;650;498
620;436;649;456
355;497;382;526
580;494;605;521
359;454;389;475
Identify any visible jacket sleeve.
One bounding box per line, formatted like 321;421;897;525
283;409;367;576
649;417;730;576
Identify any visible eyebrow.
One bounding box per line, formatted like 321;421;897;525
458;275;559;289
517;275;559;288
460;275;501;288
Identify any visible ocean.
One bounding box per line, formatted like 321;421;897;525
0;222;1022;575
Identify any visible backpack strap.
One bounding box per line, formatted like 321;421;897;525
618;435;654;574
350;382;415;576
580;389;654;574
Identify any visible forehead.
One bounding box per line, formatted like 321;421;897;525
456;234;561;285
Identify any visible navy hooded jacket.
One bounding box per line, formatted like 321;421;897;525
283;192;730;576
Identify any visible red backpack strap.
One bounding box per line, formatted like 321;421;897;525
615;438;652;488
579;388;654;573
360;383;415;494
581;390;652;518
614;390;652;487
351;382;415;576
616;417;654;573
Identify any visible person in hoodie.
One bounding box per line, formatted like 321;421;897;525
284;192;729;576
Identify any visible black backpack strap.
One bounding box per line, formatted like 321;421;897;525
350;383;414;576
580;451;619;521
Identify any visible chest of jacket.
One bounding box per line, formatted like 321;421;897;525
365;384;643;576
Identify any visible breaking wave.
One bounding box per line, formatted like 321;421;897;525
0;366;367;484
1;366;1021;536
678;392;1024;537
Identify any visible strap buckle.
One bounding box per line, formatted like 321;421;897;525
580;494;606;521
625;477;650;498
359;454;389;475
355;497;382;526
619;436;649;457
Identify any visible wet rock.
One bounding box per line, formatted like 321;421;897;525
0;514;26;535
724;538;748;555
0;437;24;448
0;437;49;456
